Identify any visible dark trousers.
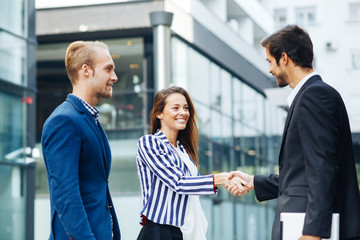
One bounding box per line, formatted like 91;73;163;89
137;220;183;240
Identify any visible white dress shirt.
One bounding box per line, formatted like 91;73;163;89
287;72;319;107
176;144;208;240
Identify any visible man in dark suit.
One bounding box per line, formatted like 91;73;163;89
42;41;121;239
229;25;360;240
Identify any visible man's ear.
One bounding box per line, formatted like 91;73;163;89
281;52;289;65
81;64;91;77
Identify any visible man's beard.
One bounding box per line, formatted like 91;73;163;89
276;71;288;88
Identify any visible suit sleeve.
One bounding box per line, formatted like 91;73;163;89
42;114;96;239
254;174;279;202
137;135;215;195
298;86;340;238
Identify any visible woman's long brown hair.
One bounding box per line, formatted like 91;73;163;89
150;86;199;168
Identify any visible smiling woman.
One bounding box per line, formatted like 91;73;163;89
135;86;244;240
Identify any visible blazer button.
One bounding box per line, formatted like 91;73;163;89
106;204;112;210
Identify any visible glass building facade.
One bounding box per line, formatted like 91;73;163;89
0;0;37;239
171;37;286;239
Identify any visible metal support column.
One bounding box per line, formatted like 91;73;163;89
149;11;174;92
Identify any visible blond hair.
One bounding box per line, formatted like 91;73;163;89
65;41;109;84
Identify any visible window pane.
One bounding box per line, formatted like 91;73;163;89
221;70;232;116
0;33;27;85
222;116;232;145
296;7;316;26
188;48;210;105
0;0;27;36
274;8;287;27
211;110;222;142
233;78;243;120
198;136;211;175
351;49;360;70
242;84;257;129
308;12;315;24
349;3;360;22
256;94;265;133
0;92;25;163
172;38;189;88
210;63;221;110
296;12;304;25
0;165;26;240
196;101;211;138
108;139;140;194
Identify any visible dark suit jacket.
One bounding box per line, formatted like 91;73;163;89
254;75;360;240
42;94;121;240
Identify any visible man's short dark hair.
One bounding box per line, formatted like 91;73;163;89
261;25;313;68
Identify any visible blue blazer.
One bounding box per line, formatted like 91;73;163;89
42;94;121;240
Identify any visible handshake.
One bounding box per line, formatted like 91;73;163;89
214;171;254;196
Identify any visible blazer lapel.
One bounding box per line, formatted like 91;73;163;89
154;130;186;171
66;94;108;178
97;122;111;177
278;75;322;163
83;113;110;178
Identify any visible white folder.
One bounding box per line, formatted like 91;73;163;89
280;212;339;240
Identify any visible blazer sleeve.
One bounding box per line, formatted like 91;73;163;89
254;174;279;202
42;113;96;240
298;85;340;238
137;134;215;195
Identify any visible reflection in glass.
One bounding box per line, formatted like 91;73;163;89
0;165;26;240
195;101;211;138
233;78;243;121
0;33;27;85
188;47;210;105
198;136;211;175
171;38;189;89
108;139;140;194
242;83;258;129
211;110;222;143
221;70;232;116
222;116;232;145
210;63;221;110
0;0;27;36
99;92;143;130
0;92;25;163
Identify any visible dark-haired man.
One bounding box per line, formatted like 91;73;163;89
229;25;360;240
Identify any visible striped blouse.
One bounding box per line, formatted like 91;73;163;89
136;130;216;227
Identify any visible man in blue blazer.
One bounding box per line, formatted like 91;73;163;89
229;25;360;240
42;41;121;239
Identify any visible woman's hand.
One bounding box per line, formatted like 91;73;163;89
214;172;251;194
214;172;233;187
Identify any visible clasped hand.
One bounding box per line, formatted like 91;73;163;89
214;171;254;196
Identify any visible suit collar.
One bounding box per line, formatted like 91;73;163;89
287;74;322;114
284;75;323;131
66;94;86;113
287;72;319;107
